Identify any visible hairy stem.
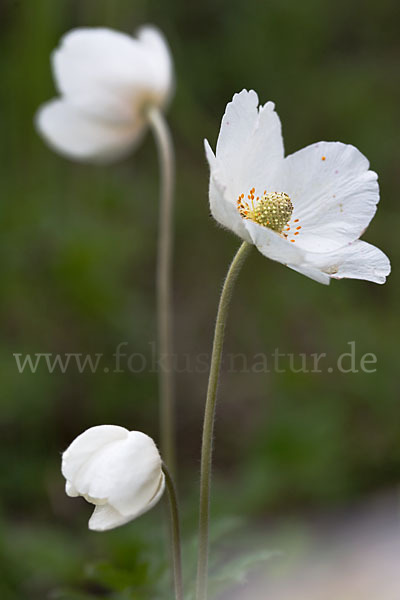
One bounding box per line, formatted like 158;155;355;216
148;107;176;476
196;241;252;600
163;463;184;600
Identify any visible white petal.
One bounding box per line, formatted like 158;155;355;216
278;142;379;252
36;99;145;163
244;220;305;267
243;99;285;194
106;433;164;517
205;140;251;242
53;26;172;112
214;90;284;198
205;90;285;243
136;26;174;104
65;480;79;497
215;89;260;166
287;264;331;285
70;431;164;517
305;240;391;284
88;473;165;532
62;425;128;483
88;503;132;531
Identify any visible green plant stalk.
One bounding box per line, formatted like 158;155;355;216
196;241;252;600
163;463;184;600
147;107;176;477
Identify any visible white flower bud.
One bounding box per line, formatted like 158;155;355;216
61;425;165;531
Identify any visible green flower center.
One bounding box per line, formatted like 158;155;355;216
237;188;294;233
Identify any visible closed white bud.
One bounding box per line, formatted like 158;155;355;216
61;425;165;531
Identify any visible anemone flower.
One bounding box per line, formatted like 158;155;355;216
205;89;390;284
36;26;173;163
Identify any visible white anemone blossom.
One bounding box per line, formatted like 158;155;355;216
205;90;390;284
62;425;165;531
36;26;173;163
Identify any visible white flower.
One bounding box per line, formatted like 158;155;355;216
205;90;390;284
61;425;165;531
36;26;173;163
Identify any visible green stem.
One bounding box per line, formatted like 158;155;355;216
162;463;184;600
147;107;176;477
196;241;252;600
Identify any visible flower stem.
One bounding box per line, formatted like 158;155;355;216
162;463;184;600
147;107;176;477
196;241;252;600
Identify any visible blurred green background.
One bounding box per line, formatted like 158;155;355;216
0;0;399;598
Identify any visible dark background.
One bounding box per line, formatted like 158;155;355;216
0;0;399;598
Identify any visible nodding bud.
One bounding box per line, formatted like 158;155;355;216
61;425;165;531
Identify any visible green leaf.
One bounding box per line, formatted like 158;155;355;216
85;559;149;592
209;548;281;596
49;588;98;600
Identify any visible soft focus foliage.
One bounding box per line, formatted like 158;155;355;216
0;0;398;598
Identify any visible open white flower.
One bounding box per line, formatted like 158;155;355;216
36;26;173;163
205;90;390;284
62;425;165;531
